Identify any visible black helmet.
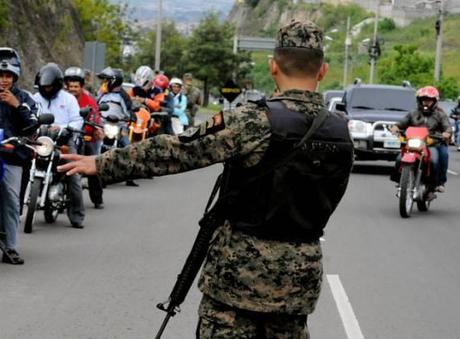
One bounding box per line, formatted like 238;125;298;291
36;63;64;100
64;66;85;85
0;47;21;81
97;67;123;91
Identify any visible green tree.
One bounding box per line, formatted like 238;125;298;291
182;13;251;106
72;0;128;67
132;21;187;77
378;45;458;99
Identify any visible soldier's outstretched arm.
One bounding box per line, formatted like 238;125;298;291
59;104;271;184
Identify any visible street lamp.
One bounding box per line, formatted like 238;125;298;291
434;0;444;82
154;0;163;71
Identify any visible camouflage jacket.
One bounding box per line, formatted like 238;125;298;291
96;89;326;314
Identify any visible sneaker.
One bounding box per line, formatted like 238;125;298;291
126;180;139;187
457;146;460;152
2;249;25;265
436;185;446;193
94;203;104;209
71;222;84;229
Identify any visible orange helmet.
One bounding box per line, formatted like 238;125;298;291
153;74;169;91
416;86;439;115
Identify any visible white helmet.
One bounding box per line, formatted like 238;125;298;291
134;65;154;87
169;77;183;87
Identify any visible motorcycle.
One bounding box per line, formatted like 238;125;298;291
22;117;85;233
0;114;54;249
396;126;438;218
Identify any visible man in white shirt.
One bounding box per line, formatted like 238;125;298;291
33;63;85;228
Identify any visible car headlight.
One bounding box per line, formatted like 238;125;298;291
348;120;372;136
104;124;120;139
35;136;54;157
408;138;424;150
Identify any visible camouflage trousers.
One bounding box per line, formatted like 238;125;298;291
196;295;310;339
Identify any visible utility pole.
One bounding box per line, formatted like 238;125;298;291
343;16;351;88
369;2;380;84
434;0;444;82
154;0;163;72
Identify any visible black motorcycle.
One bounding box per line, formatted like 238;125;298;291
22;117;85;233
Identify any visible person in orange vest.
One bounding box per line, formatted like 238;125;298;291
128;67;174;135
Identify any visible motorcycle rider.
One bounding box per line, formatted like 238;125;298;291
182;73;201;128
169;77;188;134
64;66;104;209
391;86;452;193
96;67;132;128
33;63;86;228
0;47;38;264
450;96;460;151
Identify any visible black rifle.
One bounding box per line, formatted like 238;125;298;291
154;104;330;338
155;174;225;339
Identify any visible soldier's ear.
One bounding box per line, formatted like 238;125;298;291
317;63;328;82
268;57;279;77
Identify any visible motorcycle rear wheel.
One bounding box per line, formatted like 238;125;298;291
399;166;415;218
417;188;430;212
24;179;42;233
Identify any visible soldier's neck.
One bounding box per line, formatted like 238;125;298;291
277;77;318;93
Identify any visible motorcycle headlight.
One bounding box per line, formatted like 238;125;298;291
35;136;54;157
348;120;372;136
104;124;120;139
408;138;424;150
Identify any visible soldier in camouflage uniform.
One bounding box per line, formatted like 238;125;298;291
59;20;353;338
183;73;202;127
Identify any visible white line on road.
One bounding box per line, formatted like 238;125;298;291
448;169;458;176
327;274;365;339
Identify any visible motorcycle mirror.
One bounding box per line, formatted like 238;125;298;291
106;114;120;123
99;103;110;112
38;114;55;125
80;107;91;118
21;114;55;134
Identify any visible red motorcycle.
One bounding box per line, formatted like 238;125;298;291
397;126;437;218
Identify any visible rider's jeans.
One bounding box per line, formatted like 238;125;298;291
67;142;85;225
455;120;460;144
437;144;449;185
428;146;440;186
0;165;22;249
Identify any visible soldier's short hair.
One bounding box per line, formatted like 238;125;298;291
274;19;324;77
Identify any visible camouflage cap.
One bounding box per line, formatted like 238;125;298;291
276;19;324;51
183;73;193;80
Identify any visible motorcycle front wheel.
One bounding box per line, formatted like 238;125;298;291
24;178;42;233
399;166;415;218
44;201;59;223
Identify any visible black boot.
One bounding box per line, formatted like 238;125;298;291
2;248;25;265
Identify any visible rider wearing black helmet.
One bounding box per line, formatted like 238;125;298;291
33;63;86;228
96;67;132;121
0;47;39;264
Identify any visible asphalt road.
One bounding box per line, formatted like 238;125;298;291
1;147;459;339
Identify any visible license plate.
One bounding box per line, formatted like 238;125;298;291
384;139;400;148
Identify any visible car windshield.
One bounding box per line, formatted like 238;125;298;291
349;88;416;112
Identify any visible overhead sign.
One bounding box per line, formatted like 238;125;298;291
236;36;276;52
220;80;241;103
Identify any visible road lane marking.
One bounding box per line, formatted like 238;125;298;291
327;274;365;339
448;169;458;176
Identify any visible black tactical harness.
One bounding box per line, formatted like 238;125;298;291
211;98;354;243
